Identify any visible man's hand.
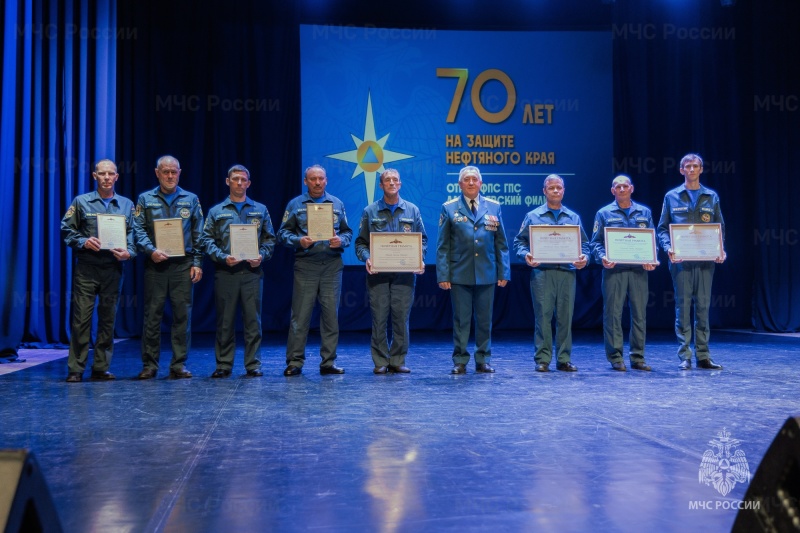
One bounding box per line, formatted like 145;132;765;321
190;266;202;283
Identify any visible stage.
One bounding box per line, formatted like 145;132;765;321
1;329;797;532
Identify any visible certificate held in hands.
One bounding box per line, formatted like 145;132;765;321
529;225;581;263
153;218;186;257
229;224;259;260
604;227;657;264
669;223;723;261
370;233;424;273
97;214;127;250
307;203;334;241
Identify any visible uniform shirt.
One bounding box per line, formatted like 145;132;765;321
656;183;725;252
355;197;428;262
133;186;204;267
436;195;511;285
277;192;353;260
513;204;590;271
591;200;655;271
61;191;136;266
202;197;276;272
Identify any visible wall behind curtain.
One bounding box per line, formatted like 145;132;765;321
1;0;116;347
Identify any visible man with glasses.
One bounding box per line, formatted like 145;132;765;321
355;169;427;374
436;166;510;374
657;153;726;370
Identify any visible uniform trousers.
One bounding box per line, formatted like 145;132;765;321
141;259;194;372
670;261;715;362
530;268;576;365
602;268;648;364
67;261;123;373
285;256;343;369
214;269;263;371
367;272;415;367
450;283;495;365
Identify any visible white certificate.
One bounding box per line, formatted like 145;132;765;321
604;227;657;264
529;225;581;263
370;233;424;273
153;218;186;257
97;214;127;250
229;224;259;260
307;203;334;241
669;223;723;261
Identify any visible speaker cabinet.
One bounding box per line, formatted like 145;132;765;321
733;417;800;532
0;450;62;533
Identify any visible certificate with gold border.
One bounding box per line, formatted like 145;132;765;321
97;214;126;250
604;227;657;264
529;225;581;263
370;232;423;273
669;223;723;261
230;224;259;260
307;203;334;241
153;218;186;257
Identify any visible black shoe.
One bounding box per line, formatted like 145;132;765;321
678;359;692;370
373;366;388;374
65;372;82;383
611;361;627;372
631;361;652;372
90;370;115;380
475;363;495;373
137;368;157;380
556;361;578;372
245;369;263;377
535;363;549;372
388;365;411;373
451;363;466;374
697;359;722;370
169;368;192;379
211;369;231;378
283;366;302;377
320;365;345;375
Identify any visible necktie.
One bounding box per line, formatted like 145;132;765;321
470;199;477;216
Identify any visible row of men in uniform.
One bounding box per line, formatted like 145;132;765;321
60;153;724;381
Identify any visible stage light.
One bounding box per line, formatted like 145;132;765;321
720;0;735;6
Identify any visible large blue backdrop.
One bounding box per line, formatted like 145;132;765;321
2;0;798;349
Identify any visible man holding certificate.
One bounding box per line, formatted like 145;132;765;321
657;153;726;370
590;175;659;372
202;165;276;378
355;169;427;374
133;155;204;379
61;159;136;382
436;166;510;375
278;164;353;376
513;174;589;372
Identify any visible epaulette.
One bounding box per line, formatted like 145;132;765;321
484;197;500;204
444;198;459;205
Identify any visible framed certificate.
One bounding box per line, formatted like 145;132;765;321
604;227;657;264
97;214;126;250
307;203;334;241
229;224;259;260
669;223;723;261
370;232;424;273
153;218;186;257
529;225;581;263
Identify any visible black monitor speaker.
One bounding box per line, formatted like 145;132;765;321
732;416;800;532
0;450;62;533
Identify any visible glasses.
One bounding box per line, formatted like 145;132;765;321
461;177;480;184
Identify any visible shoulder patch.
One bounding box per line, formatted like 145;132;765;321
593;220;599;234
444;198;459;205
64;205;76;219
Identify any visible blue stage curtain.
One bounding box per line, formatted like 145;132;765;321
751;2;800;332
0;0;116;348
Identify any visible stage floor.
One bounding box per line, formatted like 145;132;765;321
1;329;797;532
